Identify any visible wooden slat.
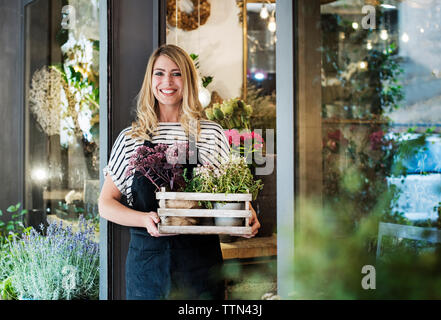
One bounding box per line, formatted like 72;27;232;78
245;201;250;227
156;191;252;202
158;208;252;218
158;225;252;235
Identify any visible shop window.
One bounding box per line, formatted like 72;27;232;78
24;0;100;239
294;0;441;299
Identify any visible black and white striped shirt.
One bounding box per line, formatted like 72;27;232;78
103;120;230;206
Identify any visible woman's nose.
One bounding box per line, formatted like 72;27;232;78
165;73;174;85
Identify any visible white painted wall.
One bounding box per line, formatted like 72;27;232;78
166;0;243;100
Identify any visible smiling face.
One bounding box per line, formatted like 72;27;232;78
152;55;184;112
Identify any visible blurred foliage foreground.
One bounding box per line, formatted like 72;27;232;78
281;197;441;300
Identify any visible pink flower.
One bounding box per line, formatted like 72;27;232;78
224;129;241;147
224;129;265;148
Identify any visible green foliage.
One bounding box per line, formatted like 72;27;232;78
206;98;252;130
0;277;18;300
189;53;213;88
289;200;441;299
0;203;27;246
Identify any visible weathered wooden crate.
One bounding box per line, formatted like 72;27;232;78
156;187;252;235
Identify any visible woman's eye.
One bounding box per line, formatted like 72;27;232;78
154;72;180;76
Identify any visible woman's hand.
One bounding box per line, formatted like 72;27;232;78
241;203;260;239
143;211;176;237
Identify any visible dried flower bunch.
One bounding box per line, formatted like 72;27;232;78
1;216;99;300
29;67;64;136
126;142;194;192
166;0;211;31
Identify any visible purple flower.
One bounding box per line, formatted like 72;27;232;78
125;142;192;192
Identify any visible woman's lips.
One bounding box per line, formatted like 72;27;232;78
160;89;177;96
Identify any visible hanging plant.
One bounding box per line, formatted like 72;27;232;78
167;0;211;31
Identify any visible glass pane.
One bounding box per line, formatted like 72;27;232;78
24;0;100;238
295;0;441;299
166;0;277;300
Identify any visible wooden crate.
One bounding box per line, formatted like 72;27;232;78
156;187;252;235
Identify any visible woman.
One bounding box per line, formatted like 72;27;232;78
98;44;260;300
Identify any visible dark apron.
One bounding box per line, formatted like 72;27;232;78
125;140;224;300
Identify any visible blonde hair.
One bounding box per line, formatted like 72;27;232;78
129;44;203;141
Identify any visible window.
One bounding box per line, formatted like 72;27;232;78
294;0;441;299
24;0;100;238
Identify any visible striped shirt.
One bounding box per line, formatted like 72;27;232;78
103;120;230;206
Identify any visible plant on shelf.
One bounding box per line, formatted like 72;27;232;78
322;125;429;231
0;215;99;300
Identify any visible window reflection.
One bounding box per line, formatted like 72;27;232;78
320;0;441;226
25;0;100;237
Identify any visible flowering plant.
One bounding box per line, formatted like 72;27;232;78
126;142;193;192
223;129;264;158
184;154;264;208
0;216;99;300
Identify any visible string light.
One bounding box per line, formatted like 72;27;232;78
352;22;359;30
367;41;373;50
380;29;389;40
401;32;409;43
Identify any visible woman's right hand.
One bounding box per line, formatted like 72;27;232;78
143;211;176;237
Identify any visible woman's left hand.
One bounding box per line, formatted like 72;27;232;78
241;203;260;238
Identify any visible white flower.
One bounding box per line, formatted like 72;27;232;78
65;190;83;204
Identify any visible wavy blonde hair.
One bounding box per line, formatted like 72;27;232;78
129;44;203;141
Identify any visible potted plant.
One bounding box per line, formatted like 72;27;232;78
185;154;263;227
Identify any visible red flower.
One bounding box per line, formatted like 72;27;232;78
369;130;384;150
325;130;348;151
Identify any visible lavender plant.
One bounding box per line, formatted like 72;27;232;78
2;215;99;300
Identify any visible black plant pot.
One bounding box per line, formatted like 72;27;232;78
25;209;48;232
252;154;277;237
